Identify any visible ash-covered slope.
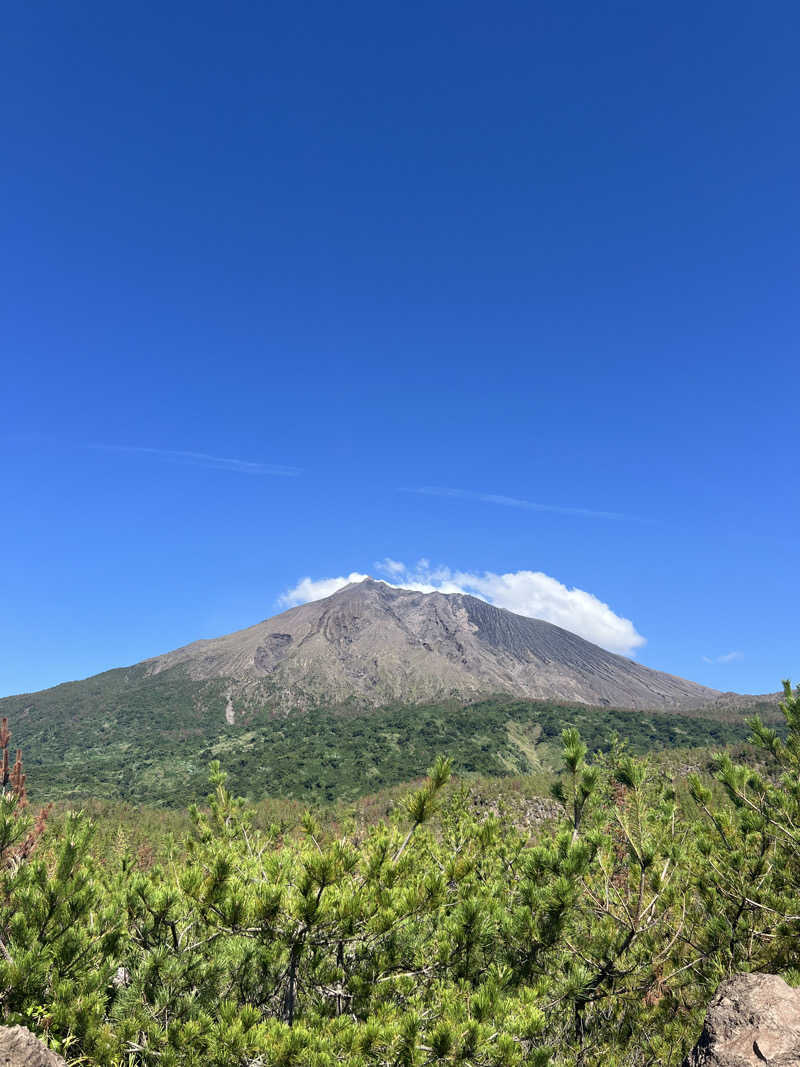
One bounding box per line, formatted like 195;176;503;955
146;578;719;711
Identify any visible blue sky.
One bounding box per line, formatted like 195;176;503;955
2;0;798;696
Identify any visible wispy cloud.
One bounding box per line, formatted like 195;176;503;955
702;650;743;664
376;557;406;575
91;445;301;476
401;487;646;521
280;558;646;657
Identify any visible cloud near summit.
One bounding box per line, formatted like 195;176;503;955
279;561;646;657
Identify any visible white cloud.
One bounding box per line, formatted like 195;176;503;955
702;651;743;664
377;557;406;575
279;572;371;608
279;560;646;656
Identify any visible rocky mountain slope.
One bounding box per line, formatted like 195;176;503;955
146;578;719;712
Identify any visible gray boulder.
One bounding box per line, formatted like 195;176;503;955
686;973;800;1066
0;1026;67;1067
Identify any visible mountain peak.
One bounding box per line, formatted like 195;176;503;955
339;576;387;591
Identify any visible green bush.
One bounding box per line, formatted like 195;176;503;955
0;684;797;1064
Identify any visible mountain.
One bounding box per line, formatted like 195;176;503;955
144;577;718;712
3;579;778;807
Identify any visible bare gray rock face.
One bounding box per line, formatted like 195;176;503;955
0;1026;67;1067
147;578;722;712
686;973;800;1066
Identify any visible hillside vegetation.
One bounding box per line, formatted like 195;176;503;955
1;664;767;806
0;682;798;1065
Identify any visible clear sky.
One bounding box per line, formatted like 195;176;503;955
2;1;798;697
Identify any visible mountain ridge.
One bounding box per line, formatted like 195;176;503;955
141;577;720;712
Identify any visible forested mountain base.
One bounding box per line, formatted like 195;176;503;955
0;684;798;1065
1;665;768;806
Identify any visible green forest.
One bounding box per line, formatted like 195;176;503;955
2;662;769;807
0;683;798;1065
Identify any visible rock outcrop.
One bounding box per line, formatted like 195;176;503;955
686;973;800;1066
0;1026;67;1067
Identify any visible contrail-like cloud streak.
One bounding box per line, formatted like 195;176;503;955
402;486;645;521
92;444;301;476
